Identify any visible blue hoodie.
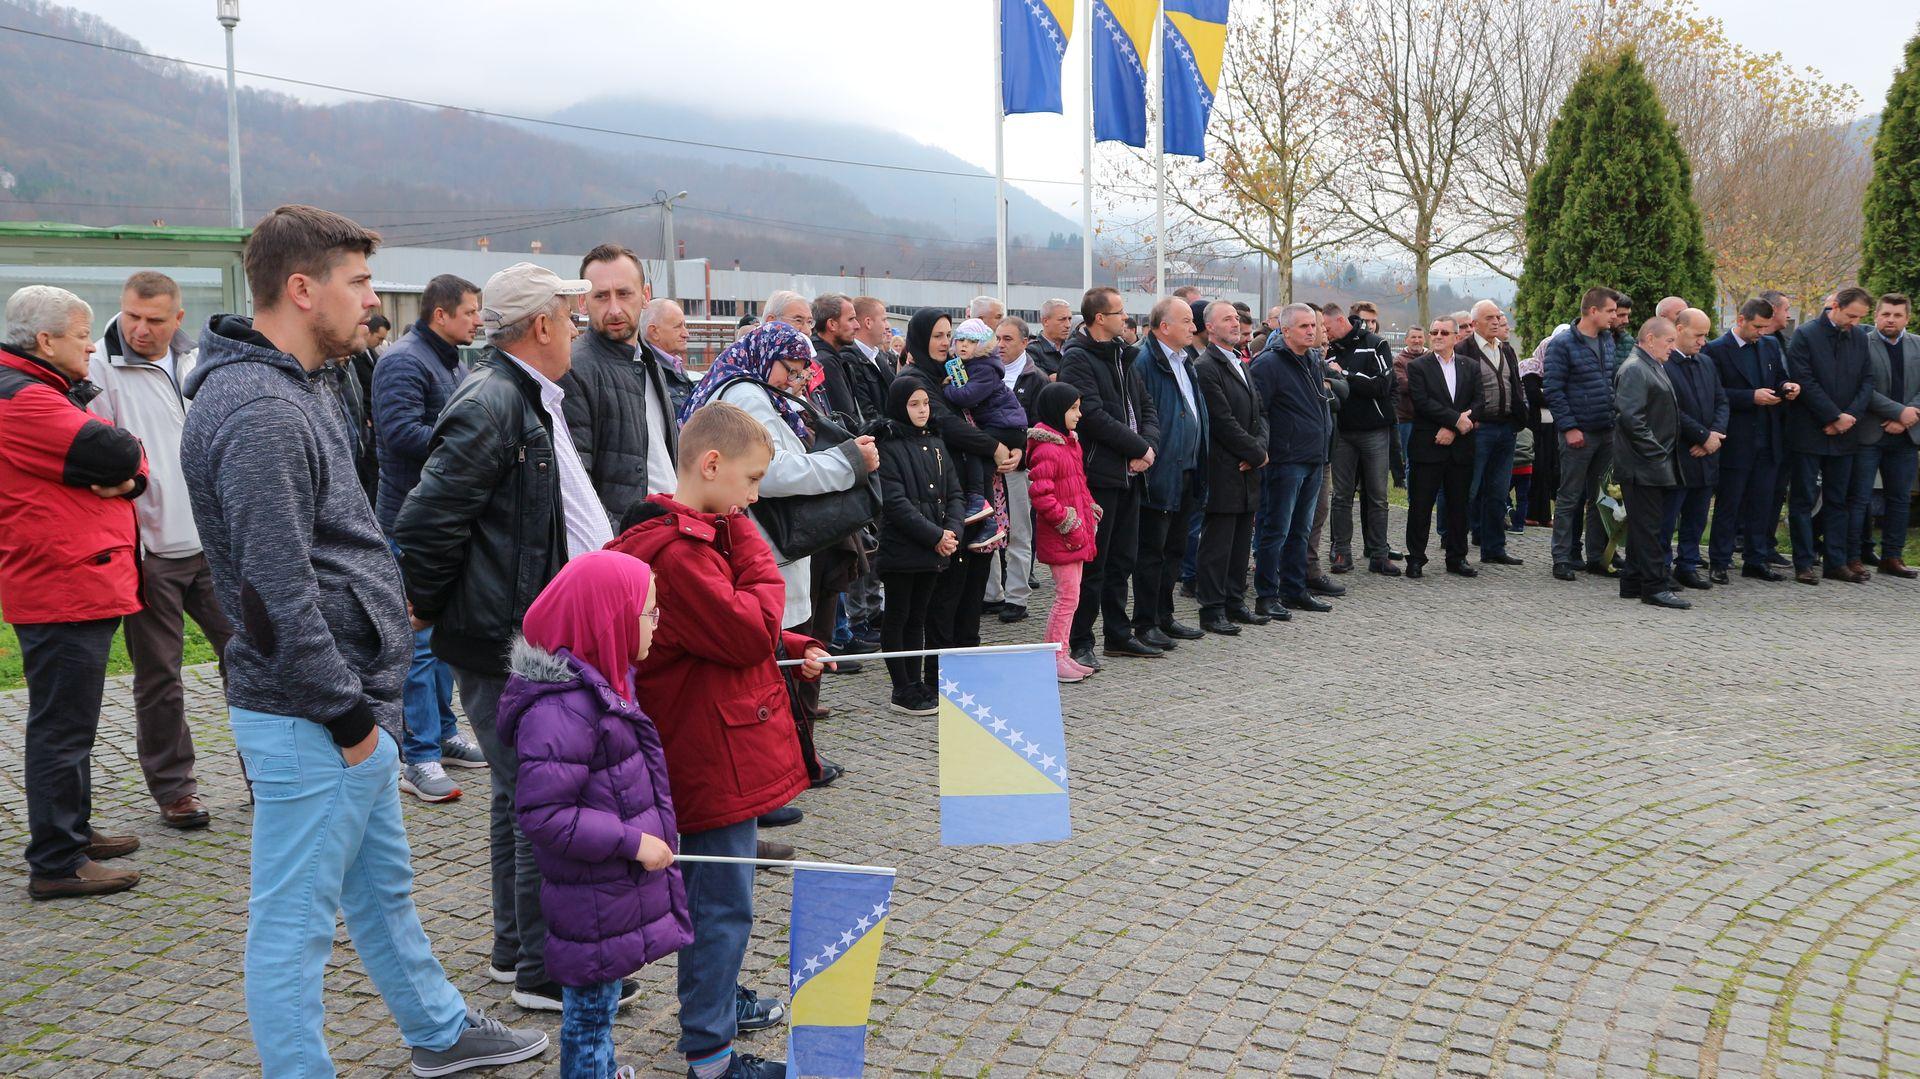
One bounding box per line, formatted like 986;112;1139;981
181;315;411;747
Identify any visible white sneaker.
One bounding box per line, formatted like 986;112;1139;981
400;761;461;803
438;735;488;769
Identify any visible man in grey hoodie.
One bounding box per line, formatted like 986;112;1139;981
180;204;546;1077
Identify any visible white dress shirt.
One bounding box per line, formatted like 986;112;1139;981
502;350;614;557
1437;353;1458;399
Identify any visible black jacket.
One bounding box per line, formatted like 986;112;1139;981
872;417;965;575
394;349;568;676
1057;329;1158;489
562;332;681;528
1249;343;1332;466
1406;352;1482;464
1668;348;1729;488
1702;330;1788;463
1027;335;1066;377
1328;324;1396;431
810;335;864;425
1195;344;1267;514
1784;313;1874;457
843;340;896;426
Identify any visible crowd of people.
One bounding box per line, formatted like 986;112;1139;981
1;201;1915;1077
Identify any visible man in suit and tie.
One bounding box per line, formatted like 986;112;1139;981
1784;286;1876;584
1193;301;1269;633
1404;316;1482;579
1613;318;1690;609
1702;297;1798;583
1856;293;1920;577
1662;309;1729;590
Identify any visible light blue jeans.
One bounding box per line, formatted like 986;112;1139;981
231;707;467;1076
561;981;624;1078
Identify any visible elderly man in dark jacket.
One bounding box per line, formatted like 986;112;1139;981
1194;301;1268;633
1612;318;1689;609
1250;304;1332;617
1784;286;1876;583
1058;287;1159;667
561;245;682;528
1661;309;1729;590
1130;297;1207;650
1857;294;1920;577
1456;300;1527;566
1543;286;1623;580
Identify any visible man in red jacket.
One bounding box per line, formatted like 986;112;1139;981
0;285;149;899
609;401;830;1079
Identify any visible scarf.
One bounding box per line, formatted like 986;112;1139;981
519;550;654;704
679;320;812;442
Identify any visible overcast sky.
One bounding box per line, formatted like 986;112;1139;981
39;0;1919;225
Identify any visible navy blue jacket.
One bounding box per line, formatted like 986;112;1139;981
1250;342;1331;466
1785;313;1873;457
372;321;468;532
1666;348;1730;488
1542;328;1616;434
1134;334;1207;512
1701;330;1787;465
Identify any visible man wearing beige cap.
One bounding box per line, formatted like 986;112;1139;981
394;261;638;1013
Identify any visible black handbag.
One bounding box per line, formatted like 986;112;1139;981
710;378;881;561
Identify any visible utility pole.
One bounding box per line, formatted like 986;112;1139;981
217;1;243;228
657;189;688;300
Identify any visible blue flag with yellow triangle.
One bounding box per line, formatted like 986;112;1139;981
1162;0;1230;158
1001;0;1075;115
1091;0;1156;147
937;648;1072;845
786;868;893;1078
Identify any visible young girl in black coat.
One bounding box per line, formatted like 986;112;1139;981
874;378;967;715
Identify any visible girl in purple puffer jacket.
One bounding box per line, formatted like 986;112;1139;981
499;550;693;1078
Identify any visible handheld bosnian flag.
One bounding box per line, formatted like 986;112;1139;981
1001;0;1075;115
1162;0;1230;158
1091;0;1157;147
787;868;893;1078
937;648;1072;845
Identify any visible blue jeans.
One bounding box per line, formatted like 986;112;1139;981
387;539;459;764
561;981;623;1078
1468;421;1518;556
1790;453;1855;571
676;817;758;1056
231;708;466;1076
1864;442;1918;560
1709;447;1779;569
1660;485;1713;573
1254;462;1321;601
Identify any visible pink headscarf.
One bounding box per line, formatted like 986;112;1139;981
520;550;654;703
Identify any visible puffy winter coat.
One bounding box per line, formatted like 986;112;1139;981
499;640;692;986
0;346;148;625
371;322;468;532
873;418;965;575
1542;329;1617;434
608;495;816;833
1025;424;1097;565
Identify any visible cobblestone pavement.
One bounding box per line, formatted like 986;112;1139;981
3;518;1919;1078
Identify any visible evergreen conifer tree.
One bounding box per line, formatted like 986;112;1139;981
1862;29;1920;299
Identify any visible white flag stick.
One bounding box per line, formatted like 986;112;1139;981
674;854;896;876
775;641;1062;668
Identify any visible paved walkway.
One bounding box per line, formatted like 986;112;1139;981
3;520;1918;1077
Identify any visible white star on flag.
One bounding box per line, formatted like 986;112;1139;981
972;704;993;723
957;692;976;711
1008;728;1024;744
940;678;958;696
856;915;872;932
840;929;857;947
1039;754;1055;770
823;942;840;961
989;716;1008;733
1022;742;1040;758
791;973;803;991
873;902;888;919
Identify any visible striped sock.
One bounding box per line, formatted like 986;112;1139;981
688;1045;732;1079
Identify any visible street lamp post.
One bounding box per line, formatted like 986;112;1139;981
217;0;243;229
657;189;688;300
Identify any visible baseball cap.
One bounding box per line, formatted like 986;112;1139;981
481;262;590;333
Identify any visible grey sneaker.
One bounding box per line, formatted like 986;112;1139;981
410;1008;547;1076
439;736;488;769
400;761;461;803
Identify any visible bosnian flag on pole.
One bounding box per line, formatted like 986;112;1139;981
937;648;1072;845
1162;0;1231;158
1002;0;1075;115
787;868;893;1077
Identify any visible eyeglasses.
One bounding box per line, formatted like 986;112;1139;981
1429;328;1455;336
641;608;662;627
778;361;811;380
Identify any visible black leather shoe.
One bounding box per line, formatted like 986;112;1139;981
1102;635;1164;659
1368;557;1403;577
825;656;863;675
1199;613;1241;635
1480;553;1524;566
1405;562;1425;579
1583;560;1619;578
1709;567;1730;585
1281;594;1332;613
810;760;844;788
758;806;803;827
1767;552;1791;567
1552;563;1577;581
1641;590;1693;610
1330;554;1353;574
998;605;1028;623
1138;627;1177;650
1253;598;1291;620
1388;550;1406;561
1178;580;1197;599
1070;648;1102;671
1675;569;1712;590
1740;563;1782;581
1228;605;1272;625
1160;620;1204;640
1445;561;1480;578
1305;574;1347;597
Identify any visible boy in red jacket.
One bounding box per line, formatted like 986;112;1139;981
607;401;830;1079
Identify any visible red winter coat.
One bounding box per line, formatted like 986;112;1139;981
1025;424;1098;566
607;494;817;834
0;347;148;625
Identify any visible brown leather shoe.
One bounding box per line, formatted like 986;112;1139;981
1846;559;1874;580
84;830;140;860
1795;568;1821;585
756;838;795;864
28;858;140;900
160;795;211;830
1879;557;1919;579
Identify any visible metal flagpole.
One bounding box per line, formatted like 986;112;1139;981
1152;2;1166;297
994;0;1009;302
776;642;1062;668
1082;0;1095;290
